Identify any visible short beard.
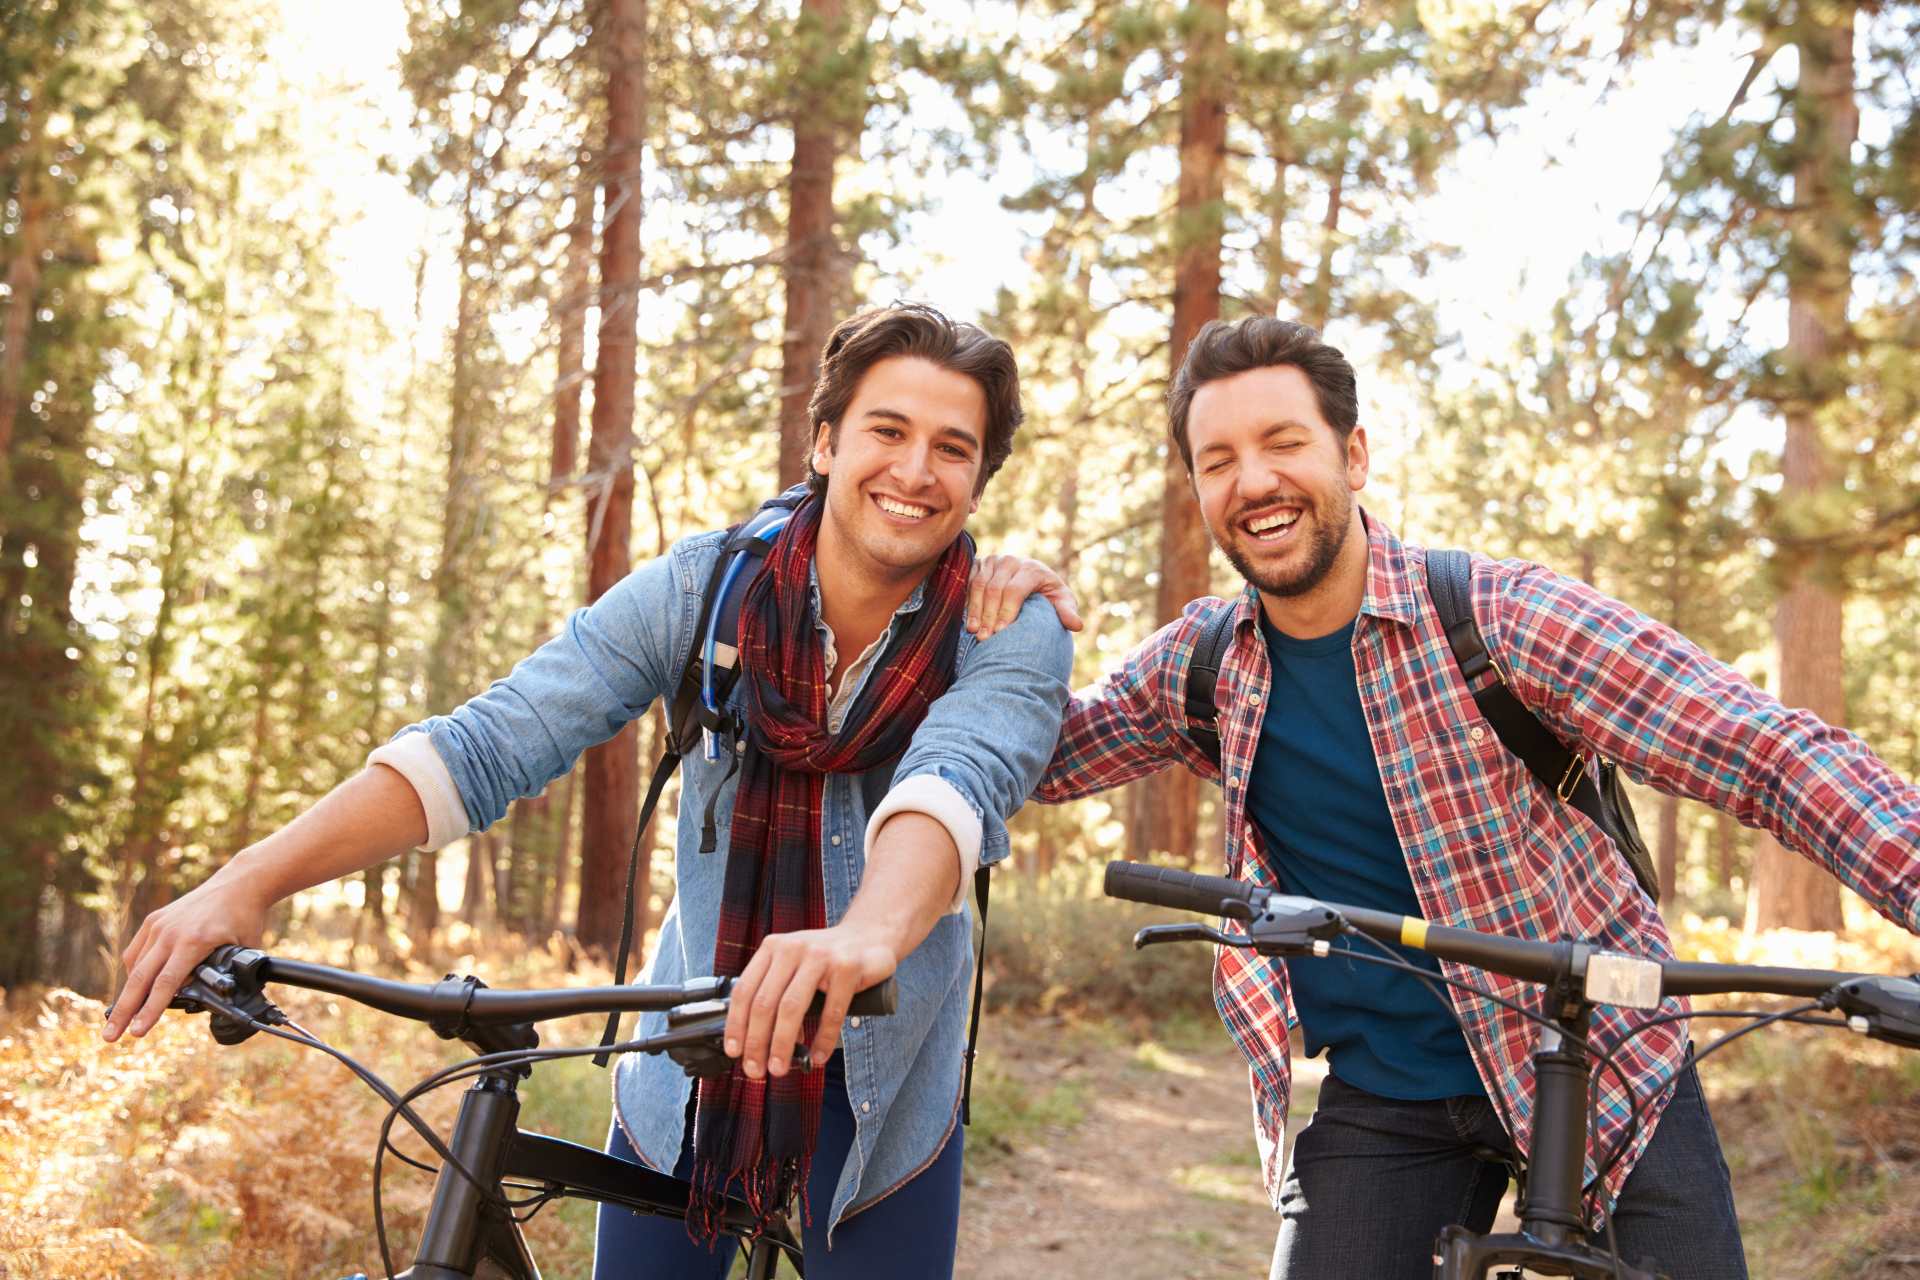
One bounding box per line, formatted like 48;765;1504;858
1217;492;1352;599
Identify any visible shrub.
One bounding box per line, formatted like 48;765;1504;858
981;862;1219;1023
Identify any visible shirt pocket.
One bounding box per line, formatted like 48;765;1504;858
1377;724;1539;914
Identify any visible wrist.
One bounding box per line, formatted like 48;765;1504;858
217;840;295;910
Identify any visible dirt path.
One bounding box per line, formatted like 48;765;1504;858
954;1014;1325;1280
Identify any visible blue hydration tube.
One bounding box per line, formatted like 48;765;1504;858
701;510;793;758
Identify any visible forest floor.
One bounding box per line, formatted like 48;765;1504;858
955;992;1920;1280
954;1010;1302;1279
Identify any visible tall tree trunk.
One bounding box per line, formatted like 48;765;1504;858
362;570;395;928
0;163;49;491
777;0;851;488
1262;156;1289;313
1142;0;1227;867
550;177;595;491
577;0;649;957
548;766;578;936
1747;4;1854;934
1655;792;1680;910
416;191;490;939
1715;811;1736;890
1304;133;1347;331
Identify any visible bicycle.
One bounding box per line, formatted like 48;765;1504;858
154;943;896;1280
1101;859;1920;1280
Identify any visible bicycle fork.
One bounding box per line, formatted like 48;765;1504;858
1431;999;1665;1280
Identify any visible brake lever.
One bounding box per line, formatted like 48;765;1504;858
166;947;282;1045
658;997;838;1078
1827;974;1920;1050
1134;922;1244;950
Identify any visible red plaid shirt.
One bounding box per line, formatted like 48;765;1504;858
1038;513;1920;1209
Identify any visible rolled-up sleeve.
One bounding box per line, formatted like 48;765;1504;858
886;594;1074;873
386;543;691;836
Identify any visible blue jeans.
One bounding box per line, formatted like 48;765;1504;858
593;1054;964;1279
1269;1061;1746;1279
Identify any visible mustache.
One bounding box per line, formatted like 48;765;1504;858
1227;494;1313;527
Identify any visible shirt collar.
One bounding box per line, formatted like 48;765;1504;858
806;557;929;622
1357;507;1418;627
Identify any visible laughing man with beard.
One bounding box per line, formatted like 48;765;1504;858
970;315;1920;1279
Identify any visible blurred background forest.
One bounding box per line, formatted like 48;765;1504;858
8;1;1920;1276
4;0;1920;993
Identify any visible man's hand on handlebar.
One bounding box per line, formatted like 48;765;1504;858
722;922;897;1080
105;870;272;1043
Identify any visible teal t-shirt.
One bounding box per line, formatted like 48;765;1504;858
1246;613;1485;1100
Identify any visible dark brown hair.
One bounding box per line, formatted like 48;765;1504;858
1167;318;1359;471
805;303;1023;497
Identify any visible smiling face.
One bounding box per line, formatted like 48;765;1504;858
1187;363;1370;603
811;354;987;585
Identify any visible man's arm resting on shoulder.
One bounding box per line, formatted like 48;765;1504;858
105;762;429;1042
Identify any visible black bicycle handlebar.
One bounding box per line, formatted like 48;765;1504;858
1103;860;1919;1035
167;944;897;1051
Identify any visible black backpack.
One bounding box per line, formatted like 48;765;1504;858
595;490;995;1123
1181;549;1660;901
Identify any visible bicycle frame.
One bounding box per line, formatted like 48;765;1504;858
1104;859;1920;1280
399;1071;800;1280
160;949;881;1280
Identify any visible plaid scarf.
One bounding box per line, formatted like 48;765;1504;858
690;494;972;1237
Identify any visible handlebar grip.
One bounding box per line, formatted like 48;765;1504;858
844;979;898;1018
1104;860;1253;916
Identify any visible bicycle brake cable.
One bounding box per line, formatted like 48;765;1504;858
1333;928;1640;1182
238;1014;510;1280
1583;1001;1833;1192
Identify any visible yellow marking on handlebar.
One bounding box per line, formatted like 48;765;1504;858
1400;917;1428;951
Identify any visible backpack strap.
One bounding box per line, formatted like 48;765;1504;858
1183;602;1239;770
593;488;807;1068
960;864;989;1125
1425;549;1660;900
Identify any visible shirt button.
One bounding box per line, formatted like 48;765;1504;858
830;834;842;846
1249;693;1261;705
1470;727;1487;744
849;1016;861;1028
859;1100;871;1115
1229;774;1242;788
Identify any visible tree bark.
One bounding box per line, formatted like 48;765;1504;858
550;177;595;491
1655;791;1680;910
0;163;49;486
777;0;851;488
1142;0;1228;867
415;192;490;939
577;0;649;957
1747;3;1854;934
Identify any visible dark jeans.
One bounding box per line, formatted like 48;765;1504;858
592;1055;964;1279
1269;1062;1746;1279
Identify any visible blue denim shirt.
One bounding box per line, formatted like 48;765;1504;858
398;528;1072;1228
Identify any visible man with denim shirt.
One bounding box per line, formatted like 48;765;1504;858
107;304;1075;1278
971;316;1920;1279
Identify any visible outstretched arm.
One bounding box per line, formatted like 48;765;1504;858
1483;557;1920;932
105;764;428;1041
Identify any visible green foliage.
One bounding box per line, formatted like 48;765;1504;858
982;862;1217;1021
